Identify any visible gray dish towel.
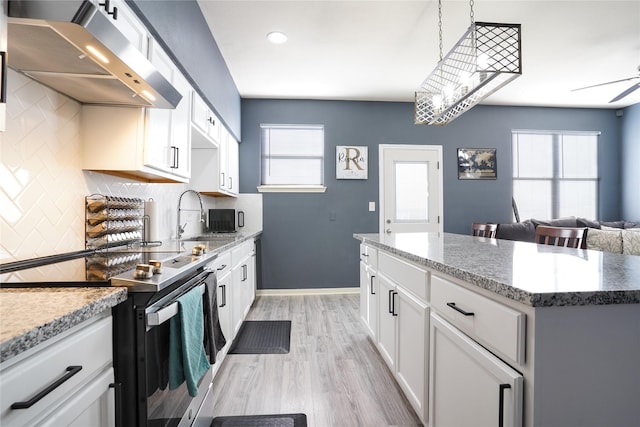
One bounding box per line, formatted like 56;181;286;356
203;272;227;364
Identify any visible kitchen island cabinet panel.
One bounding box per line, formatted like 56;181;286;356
355;232;640;427
429;312;523;427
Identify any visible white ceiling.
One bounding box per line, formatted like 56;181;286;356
197;0;640;109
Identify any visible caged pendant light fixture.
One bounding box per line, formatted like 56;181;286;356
415;0;522;125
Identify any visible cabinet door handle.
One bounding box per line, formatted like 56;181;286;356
109;382;122;427
99;0;118;19
388;289;394;314
11;365;83;409
242;264;247;281
499;383;511;427
370;275;375;295
0;51;6;103
170;146;179;169
219;284;226;307
446;302;475;316
229;176;233;190
221;172;226;187
392;291;398;316
216;264;227;271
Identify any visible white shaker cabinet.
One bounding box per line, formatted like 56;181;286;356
429;313;523;427
376;275;397;371
231;239;256;335
91;0;148;55
145;40;190;179
226;131;239;195
359;244;378;338
191;130;239;197
0;0;6;132
191;91;220;148
0;314;116;427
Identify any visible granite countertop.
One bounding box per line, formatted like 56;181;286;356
0;287;127;363
355;232;640;307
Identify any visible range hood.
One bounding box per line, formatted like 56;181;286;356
7;0;182;108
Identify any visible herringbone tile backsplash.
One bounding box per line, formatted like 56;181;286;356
0;70;214;262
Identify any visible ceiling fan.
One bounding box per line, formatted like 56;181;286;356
572;65;640;103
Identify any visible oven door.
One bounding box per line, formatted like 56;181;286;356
143;270;215;427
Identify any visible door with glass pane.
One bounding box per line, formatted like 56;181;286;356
380;145;443;234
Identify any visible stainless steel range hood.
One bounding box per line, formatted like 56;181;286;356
7;0;182;108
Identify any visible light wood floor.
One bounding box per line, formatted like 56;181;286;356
209;294;423;426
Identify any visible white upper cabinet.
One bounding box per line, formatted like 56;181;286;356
91;0;148;55
0;0;6;132
145;40;190;179
191;125;240;197
81;2;192;183
191;91;221;148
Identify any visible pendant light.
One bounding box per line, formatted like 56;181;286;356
415;0;522;125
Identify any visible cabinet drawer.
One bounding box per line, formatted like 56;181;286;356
431;275;525;365
232;240;254;268
211;250;231;278
378;252;428;301
359;244;378;269
1;316;113;426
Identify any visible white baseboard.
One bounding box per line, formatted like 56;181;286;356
256;287;359;296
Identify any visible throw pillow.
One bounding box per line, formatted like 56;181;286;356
531;217;579;228
586;228;623;254
623;221;640;229
622;229;640;256
600;220;625;229
495;221;536;242
577;218;601;229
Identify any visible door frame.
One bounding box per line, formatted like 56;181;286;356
379;144;444;235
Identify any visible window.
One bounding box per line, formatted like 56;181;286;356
258;124;326;192
512;131;599;220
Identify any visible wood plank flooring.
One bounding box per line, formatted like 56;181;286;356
209;294;423;426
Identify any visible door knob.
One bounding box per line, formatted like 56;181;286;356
386;229;392;234
386;219;391;224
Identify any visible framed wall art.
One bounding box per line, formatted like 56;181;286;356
336;146;368;179
457;148;497;180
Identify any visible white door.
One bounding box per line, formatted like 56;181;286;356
429;313;523;427
380;145;443;235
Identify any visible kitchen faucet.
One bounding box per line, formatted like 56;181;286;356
176;189;206;239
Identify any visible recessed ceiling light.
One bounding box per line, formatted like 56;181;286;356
266;31;288;44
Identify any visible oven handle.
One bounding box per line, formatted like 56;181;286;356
146;283;206;327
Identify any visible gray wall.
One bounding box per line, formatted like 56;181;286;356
128;0;241;140
622;103;640;220
241;99;623;290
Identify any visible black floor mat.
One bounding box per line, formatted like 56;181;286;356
211;413;307;427
228;320;291;354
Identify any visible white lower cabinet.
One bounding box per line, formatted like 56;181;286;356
0;313;115;427
376;273;428;424
429;313;523;427
376;275;397;371
395;287;428;422
231;239;256;335
359;261;377;338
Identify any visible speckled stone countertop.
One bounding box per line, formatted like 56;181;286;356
355;232;640;307
0;287;127;363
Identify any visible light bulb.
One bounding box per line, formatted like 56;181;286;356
266;31;288;44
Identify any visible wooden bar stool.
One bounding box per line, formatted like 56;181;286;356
534;225;587;249
471;223;499;238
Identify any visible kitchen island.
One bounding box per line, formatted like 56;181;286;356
355;232;640;427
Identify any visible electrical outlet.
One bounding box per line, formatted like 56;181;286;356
368;202;376;212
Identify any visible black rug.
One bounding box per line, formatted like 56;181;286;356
211;413;307;427
228;320;291;354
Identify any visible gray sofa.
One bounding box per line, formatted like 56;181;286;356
495;217;640;255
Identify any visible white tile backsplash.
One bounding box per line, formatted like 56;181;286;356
1;70;242;263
